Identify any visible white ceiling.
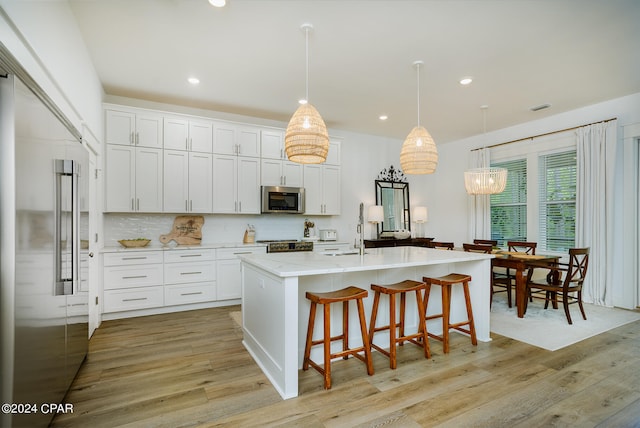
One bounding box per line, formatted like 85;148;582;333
69;0;640;144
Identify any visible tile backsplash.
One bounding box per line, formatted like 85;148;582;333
103;213;338;247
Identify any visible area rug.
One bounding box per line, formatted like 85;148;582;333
490;295;640;351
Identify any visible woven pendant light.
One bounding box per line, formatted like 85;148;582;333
285;24;329;164
400;61;438;174
464;106;507;195
464;167;507;194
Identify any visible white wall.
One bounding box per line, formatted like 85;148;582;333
0;1;104;148
433;92;640;308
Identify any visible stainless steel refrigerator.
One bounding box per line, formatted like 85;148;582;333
1;48;89;427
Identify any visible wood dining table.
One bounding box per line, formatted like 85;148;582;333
491;252;561;318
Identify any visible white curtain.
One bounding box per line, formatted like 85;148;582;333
576;120;617;306
467;148;492;241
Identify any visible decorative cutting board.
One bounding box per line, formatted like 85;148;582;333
159;215;204;245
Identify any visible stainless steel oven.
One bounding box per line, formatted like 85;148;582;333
261;186;305;214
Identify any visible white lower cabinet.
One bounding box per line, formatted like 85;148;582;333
165;283;216;306
164;249;216;305
103;251;164;313
312;242;351;253
102;246;265;316
104;287;165;313
216;246;266;300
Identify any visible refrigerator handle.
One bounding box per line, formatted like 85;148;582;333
54;159;80;296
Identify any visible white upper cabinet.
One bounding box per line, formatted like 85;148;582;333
188;152;213;212
105;109;163;149
325;139;342;165
237;126;261;157
105;145;163;212
213;122;260;157
303;164;340;215
163;150;189;212
189;120;214;152
163;116;213;152
261;159;303;187
212;155;260;214
163;150;213;213
260;129;285;160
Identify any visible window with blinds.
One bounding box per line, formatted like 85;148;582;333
490;158;527;247
539;150;576;251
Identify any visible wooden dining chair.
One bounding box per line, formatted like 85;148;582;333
525;248;590;324
493;241;538;307
463;243;493;253
473;239;498;247
507;241;537;255
428;241;454;250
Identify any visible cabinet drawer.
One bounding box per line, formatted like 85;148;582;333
104;264;163;290
313;243;351;253
164;249;215;263
216;246;266;260
165;282;216;305
164;261;215;284
104;286;164;313
104;251;163;266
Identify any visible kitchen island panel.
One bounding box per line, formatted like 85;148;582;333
242;265;299;399
241;248;493;399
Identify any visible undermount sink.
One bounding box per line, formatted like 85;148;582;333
324;250;366;256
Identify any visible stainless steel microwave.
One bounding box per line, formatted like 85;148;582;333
261;186;305;214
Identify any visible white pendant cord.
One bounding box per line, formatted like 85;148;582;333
305;26;310;102
416;62;421;127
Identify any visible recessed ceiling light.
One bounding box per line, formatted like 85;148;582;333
379;115;388;121
298;99;308;105
187;77;200;85
459;77;473;85
208;0;226;7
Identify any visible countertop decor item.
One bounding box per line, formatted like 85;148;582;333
243;224;256;244
159;215;204;245
118;238;151;248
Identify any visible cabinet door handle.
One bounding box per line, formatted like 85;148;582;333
122;256;147;260
137;198;140;211
180;254;202;258
135;132;139;145
131;198;135;211
233;251;252;255
180;292;203;296
238;201;242;212
180;271;202;275
123;297;147;302
122;275;148;279
190;200;193;211
130;132;135;145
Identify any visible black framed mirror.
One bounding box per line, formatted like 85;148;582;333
375;166;410;236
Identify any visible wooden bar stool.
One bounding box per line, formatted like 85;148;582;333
303;286;374;389
422;273;477;354
368;279;430;369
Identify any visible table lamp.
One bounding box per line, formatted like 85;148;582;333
368;205;384;239
413;206;428;238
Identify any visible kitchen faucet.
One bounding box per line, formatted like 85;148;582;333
357;202;365;255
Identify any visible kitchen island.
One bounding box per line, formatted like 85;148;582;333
239;246;493;399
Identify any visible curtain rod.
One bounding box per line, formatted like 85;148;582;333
471;117;617;152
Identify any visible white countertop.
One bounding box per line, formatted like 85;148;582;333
101;242;267;253
239;246;494;277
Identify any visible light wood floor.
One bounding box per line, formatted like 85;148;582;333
52;305;640;428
